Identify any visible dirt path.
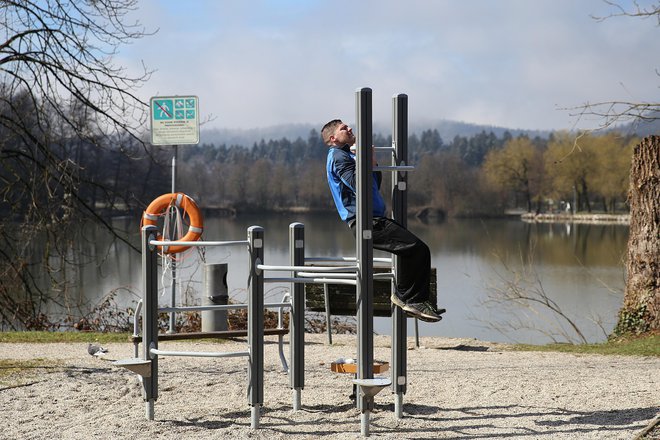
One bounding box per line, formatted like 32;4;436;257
1;334;658;439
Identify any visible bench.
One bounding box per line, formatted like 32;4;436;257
304;268;437;346
304;268;437;317
130;328;289;343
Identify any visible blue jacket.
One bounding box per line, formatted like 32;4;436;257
326;145;385;223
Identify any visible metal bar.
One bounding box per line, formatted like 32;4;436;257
278;291;290;373
296;272;356;278
257;264;357;272
294;272;394;279
374;165;415;172
169;146;177;335
150;240;249;247
356;87;374;415
247;226;264;427
391;93;409;418
289;223;305;411
133;300;142;358
305;257;392;263
141;225;159;420
158;302;291;313
150;348;249;358
324;283;333;345
264;277;357;285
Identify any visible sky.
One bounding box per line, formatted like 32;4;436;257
119;0;660;132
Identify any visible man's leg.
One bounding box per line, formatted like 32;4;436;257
350;217;443;321
370;217;431;304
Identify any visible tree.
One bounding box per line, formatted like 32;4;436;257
614;136;660;335
483;137;544;212
572;1;660;128
590;134;637;212
586;2;660;337
544;132;598;212
0;1;153;329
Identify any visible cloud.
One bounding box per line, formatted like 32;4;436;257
120;0;660;131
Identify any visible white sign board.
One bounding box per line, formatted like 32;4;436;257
150;95;200;145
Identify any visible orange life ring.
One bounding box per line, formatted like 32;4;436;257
142;193;203;254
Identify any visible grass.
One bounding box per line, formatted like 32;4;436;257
0;358;57;389
0;331;131;344
512;332;660;357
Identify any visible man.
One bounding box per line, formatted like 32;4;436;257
321;119;445;322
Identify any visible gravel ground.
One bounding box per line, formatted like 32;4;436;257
0;334;658;439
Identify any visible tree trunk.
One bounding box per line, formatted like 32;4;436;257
614;135;660;336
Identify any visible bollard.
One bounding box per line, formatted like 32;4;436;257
202;263;229;332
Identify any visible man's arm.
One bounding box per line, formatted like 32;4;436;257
332;148;357;192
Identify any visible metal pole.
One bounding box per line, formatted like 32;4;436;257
202;263;229;332
168;145;178;334
289;223;305;410
391;94;409;418
141;225;159;420
323;284;333;345
356;87;374;416
248;226;264;429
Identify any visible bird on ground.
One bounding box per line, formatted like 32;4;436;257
87;343;109;357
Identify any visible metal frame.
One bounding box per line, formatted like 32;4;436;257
130;87;418;437
136;226;278;429
391;93;409;418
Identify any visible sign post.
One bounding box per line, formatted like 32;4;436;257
149;95;200;333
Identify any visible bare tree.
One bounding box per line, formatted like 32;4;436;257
570;1;660;129
481;248;593;344
614;135;660;335
581;2;660;336
0;0;155;329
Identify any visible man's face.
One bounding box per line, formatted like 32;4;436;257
332;122;355;146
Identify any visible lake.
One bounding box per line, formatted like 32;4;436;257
72;213;627;345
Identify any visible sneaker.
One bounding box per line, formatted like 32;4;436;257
391;294;445;322
402;301;443;322
390;293;407;309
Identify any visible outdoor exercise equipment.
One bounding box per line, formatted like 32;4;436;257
115;88;421;437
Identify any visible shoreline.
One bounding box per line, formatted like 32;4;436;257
521;212;630;224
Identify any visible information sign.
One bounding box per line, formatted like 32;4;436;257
150;95;200;145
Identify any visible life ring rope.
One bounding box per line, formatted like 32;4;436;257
142;192;204;254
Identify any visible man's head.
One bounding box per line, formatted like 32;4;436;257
322;119;355;147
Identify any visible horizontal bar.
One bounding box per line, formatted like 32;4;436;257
158;302;291;313
295;272;394;280
305;257;392;263
150;348;250;358
264;277;357;286
149;240;249;247
374;165;415;172
264;302;293;309
257;264;358;272
296;272;356;278
305;257;392;264
374;146;395;151
159;304;246;312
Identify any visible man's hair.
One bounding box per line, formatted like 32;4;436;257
321;119;343;146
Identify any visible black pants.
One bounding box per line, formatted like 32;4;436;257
350;216;431;304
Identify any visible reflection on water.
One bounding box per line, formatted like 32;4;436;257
68;214;626;344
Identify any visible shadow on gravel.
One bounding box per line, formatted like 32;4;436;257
536;406;659;427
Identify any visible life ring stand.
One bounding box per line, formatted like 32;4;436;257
142;193;203;254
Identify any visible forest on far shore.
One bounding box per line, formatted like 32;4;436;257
170;128;637;218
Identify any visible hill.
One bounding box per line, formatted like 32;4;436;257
200;119;551;147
